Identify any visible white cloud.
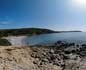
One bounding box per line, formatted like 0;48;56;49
0;20;13;25
0;16;14;25
0;21;9;24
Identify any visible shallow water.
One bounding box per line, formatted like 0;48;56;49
6;32;86;46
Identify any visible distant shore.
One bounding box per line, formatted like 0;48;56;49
0;28;82;37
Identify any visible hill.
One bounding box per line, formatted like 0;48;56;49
0;28;82;37
0;28;56;37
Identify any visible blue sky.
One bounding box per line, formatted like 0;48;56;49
0;0;86;31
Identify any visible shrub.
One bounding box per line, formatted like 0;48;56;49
0;39;11;46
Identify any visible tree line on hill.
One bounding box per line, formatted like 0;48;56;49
0;28;56;37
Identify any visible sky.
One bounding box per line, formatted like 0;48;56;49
0;0;86;31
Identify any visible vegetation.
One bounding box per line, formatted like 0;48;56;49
0;28;56;37
0;39;11;46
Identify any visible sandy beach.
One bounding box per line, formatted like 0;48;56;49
3;36;28;47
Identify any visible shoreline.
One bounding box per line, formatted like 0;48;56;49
3;36;28;47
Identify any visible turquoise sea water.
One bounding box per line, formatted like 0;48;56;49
26;32;86;46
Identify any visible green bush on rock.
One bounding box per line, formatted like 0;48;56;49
0;39;11;46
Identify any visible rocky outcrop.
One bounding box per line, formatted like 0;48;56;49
30;41;86;70
0;42;86;70
0;46;62;70
0;46;40;70
30;46;63;70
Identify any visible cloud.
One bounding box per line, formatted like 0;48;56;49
0;21;9;24
0;20;13;25
0;16;14;25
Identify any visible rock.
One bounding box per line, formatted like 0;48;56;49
50;49;54;54
64;46;80;54
82;44;86;47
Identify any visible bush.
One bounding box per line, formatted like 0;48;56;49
0;39;11;46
